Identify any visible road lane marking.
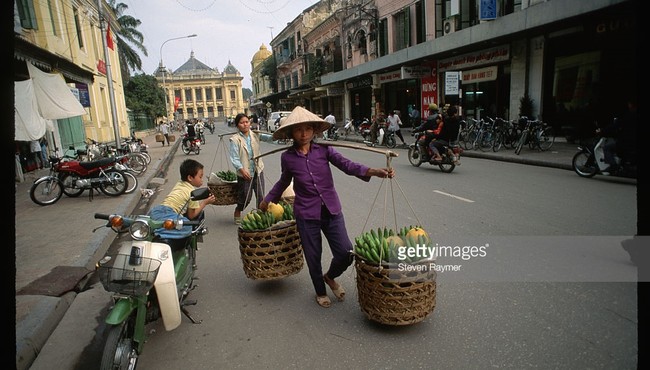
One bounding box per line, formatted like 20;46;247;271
434;190;475;203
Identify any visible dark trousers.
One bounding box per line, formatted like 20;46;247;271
236;171;264;212
296;207;353;296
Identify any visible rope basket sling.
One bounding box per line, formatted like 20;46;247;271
343;144;437;325
207;134;240;206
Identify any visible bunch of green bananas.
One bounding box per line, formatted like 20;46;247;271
240;209;276;231
354;226;429;264
216;170;237;182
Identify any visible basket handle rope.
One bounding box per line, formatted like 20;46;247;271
207;135;235;179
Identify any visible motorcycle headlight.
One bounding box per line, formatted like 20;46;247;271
129;219;151;240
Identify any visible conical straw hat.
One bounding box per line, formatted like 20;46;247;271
272;106;330;140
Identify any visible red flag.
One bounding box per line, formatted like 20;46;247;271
106;23;114;50
174;97;180;111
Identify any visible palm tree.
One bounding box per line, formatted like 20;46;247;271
107;0;148;82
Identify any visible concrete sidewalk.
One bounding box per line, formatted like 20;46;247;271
14;131;179;370
14;129;579;369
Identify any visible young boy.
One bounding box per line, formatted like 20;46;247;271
148;159;215;238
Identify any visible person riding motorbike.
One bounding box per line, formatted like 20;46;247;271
596;98;637;174
182;120;197;148
413;104;442;160
432;105;461;163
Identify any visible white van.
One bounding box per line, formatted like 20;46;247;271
268;111;292;132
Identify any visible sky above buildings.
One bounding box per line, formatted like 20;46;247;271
123;0;319;89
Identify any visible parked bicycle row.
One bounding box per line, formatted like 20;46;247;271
458;116;555;154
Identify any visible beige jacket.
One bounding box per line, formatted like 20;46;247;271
230;132;264;176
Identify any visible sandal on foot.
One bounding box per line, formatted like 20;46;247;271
327;282;345;301
316;295;331;308
234;216;241;225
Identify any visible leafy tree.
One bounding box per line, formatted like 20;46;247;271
107;0;148;82
124;74;165;118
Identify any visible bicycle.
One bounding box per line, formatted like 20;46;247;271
514;118;555;155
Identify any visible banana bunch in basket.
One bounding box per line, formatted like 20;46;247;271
240;201;295;231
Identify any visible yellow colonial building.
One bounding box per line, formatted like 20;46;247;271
155;51;245;123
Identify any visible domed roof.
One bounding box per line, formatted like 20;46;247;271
223;60;240;75
252;44;272;66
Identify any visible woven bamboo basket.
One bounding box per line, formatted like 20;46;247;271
208;182;239;206
237;220;304;280
354;255;437;325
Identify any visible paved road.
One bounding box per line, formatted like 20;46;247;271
12;129;601;369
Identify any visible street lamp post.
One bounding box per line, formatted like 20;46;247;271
160;34;197;122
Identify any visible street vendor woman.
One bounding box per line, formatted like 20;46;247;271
259;106;395;308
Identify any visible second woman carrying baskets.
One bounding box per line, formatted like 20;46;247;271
259;106;394;308
229;113;265;225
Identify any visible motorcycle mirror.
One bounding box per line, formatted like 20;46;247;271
191;187;211;201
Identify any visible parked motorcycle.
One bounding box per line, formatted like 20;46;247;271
181;135;201;155
94;187;211;370
406;131;461;173
30;155;129;206
363;126;397;148
323;124;340;141
572;136;636;178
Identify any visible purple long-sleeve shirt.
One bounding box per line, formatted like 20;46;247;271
264;143;371;220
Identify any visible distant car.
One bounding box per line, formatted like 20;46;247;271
268;111;292;132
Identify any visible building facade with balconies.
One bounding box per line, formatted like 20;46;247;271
263;0;637;135
14;0;130;164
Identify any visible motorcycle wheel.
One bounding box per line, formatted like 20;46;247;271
100;321;138;370
59;173;85;197
123;171;138;194
386;135;397;148
407;145;423;167
194;146;201;155
100;169;128;196
439;162;456;173
30;177;64;206
572;151;598;178
182;142;191;154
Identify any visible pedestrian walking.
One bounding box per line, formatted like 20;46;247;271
387;110;407;147
30;139;44;170
259;106;395;308
39;136;49;167
159;121;170;146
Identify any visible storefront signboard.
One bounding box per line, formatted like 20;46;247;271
445;72;460;95
401;66;432;79
462;66;498;84
438;45;509;72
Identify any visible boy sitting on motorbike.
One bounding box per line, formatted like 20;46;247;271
148;159;215;240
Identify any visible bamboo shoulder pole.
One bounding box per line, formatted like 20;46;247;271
254;142;399;161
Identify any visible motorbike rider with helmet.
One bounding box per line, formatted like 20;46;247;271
432;105;462;163
413;103;443;161
182;120;197;148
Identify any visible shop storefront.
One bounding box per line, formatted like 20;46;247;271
438;45;511;120
542;3;636;140
346;76;373;121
